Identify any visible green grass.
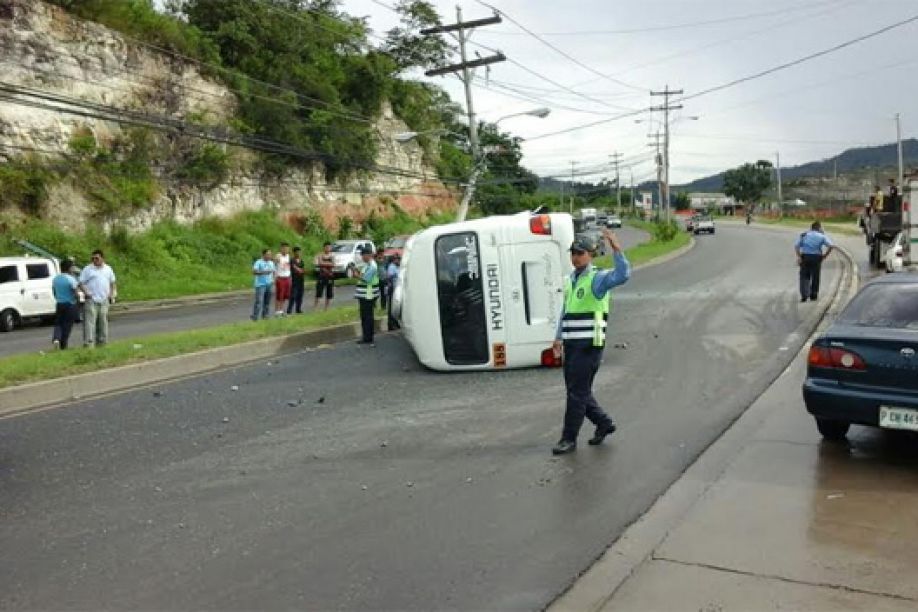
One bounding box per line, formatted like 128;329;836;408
755;216;862;236
0;207;455;302
594;219;691;268
0;306;358;390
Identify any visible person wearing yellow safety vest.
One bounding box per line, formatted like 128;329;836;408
551;228;631;455
351;246;380;346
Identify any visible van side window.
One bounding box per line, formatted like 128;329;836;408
26;263;50;280
0;265;19;284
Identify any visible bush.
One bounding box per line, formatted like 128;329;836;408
0;157;57;215
651;220;680;242
175;144;230;188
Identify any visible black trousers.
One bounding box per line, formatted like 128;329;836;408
387;292;400;330
562;343;613;442
799;254;823;299
52;302;78;349
287;279;305;313
359;298;376;342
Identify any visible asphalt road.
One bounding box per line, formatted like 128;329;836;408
0;227;647;359
0;225;841;610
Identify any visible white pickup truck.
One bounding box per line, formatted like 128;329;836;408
0;256;64;331
693;215;716;235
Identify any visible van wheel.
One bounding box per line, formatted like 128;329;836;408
0;309;17;332
815;418;849;441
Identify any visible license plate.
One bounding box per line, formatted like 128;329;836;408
879;406;918;432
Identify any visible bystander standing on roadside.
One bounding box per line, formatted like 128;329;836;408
51;258;79;350
376;252;389;311
795;221;834;303
251;249;275;321
287;246;306;314
386;254;401;330
274;242;292;316
351;246;379;345
78;249;117;348
314;242;335;311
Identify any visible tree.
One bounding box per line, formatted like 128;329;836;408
723;160;773;205
673;191;691;211
383;1;452;72
475;123;538;216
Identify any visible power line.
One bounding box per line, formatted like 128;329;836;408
474;1;646;93
475;2;841;37
568;0;849;89
682;11;918;102
472;77;624;116
0;81;463;184
523;107;651;141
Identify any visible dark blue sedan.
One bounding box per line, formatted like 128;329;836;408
803;274;918;440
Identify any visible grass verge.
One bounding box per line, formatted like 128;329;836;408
594;221;692;268
755;217;862;236
0;307;358;390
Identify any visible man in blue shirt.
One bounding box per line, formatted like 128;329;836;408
51;258;79;349
795;221;834;302
386;255;401;330
552;228;631;455
251;249;276;320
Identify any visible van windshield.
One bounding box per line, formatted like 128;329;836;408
435;232;489;365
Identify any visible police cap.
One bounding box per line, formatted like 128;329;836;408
569;234;598;253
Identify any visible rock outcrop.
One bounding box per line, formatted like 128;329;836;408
0;0;456;231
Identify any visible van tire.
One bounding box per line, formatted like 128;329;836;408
815;418;849;441
0;309;17;332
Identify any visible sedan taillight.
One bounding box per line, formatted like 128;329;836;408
807;346;866;371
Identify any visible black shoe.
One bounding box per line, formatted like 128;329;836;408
810;294;818;301
588;422;617;446
552;439;577;455
800;297;808;303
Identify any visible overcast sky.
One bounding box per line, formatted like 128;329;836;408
338;0;917;184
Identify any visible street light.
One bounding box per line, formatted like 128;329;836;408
393;109;550;143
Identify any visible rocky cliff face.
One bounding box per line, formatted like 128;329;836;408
0;0;455;232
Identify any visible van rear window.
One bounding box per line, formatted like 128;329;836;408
435;232;489;365
26;263;50;280
0;265;18;284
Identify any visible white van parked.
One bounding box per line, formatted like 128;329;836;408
0;256;62;331
392;211;575;371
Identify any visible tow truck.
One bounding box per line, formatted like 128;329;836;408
864;179;915;270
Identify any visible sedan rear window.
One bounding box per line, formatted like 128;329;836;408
838;283;918;329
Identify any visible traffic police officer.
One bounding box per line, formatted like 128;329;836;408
552;228;631;455
351;246;380;345
794;221;834;302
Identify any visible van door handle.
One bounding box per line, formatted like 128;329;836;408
20;288;25;295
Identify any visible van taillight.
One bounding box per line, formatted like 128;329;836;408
541;347;562;367
530;214;552;235
807;345;866;371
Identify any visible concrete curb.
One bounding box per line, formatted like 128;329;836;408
549;240;857;612
0;318;382;418
633;236;696;272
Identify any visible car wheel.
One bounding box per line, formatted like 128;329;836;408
815;418;849;441
0;308;17;332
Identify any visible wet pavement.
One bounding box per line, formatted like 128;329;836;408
0;225;832;610
555;222;918;611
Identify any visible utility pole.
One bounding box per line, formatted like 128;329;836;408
776;151;783;217
422;10;505;222
648;131;664;219
629;167;635;214
610;151;623;212
896;113;910;265
569;160;577;214
650;86;683;223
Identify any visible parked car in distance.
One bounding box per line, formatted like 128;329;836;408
382;235;412;260
0;256;62;331
802;274;918;440
322;240;376;277
685;214;699;233
693;215;715;235
883;229;918;273
605;215;622;228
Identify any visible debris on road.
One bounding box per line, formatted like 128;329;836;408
317;396;325;404
614;342;629;349
222;417;230;423
380;441;388;448
230;385;239;392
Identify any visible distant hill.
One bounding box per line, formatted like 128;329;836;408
676;139;918;192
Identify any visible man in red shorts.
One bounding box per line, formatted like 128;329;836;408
274;242;292;315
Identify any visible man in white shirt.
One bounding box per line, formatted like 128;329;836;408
78;249;117;347
274;242;292;316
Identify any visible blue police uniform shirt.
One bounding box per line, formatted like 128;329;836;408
796;230;833;255
555;251;631;340
52;273;78;305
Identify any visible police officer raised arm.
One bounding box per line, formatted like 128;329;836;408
552;228;631;456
